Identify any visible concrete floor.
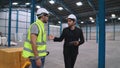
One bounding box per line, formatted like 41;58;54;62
45;40;98;68
44;40;120;68
0;40;120;68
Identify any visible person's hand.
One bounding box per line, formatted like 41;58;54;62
69;41;79;46
36;58;42;67
48;35;54;40
73;41;79;46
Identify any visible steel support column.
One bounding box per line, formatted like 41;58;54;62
89;23;91;40
86;21;88;41
8;0;12;47
98;0;106;68
16;10;19;33
48;21;50;36
96;15;99;43
112;19;115;40
16;10;19;41
60;17;62;35
31;0;36;24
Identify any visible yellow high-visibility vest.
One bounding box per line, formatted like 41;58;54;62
22;19;47;58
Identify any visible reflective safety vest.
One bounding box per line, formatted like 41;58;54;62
22;19;47;58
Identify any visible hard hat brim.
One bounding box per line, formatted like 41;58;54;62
66;18;76;20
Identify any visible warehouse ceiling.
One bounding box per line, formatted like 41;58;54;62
0;0;120;25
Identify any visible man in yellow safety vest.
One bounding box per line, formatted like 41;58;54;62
22;8;49;68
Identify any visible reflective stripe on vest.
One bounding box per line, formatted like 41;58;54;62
25;39;46;45
24;47;47;53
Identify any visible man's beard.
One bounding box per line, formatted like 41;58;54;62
43;20;48;23
44;22;47;23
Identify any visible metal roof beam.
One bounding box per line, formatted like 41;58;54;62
87;0;97;11
57;0;74;14
50;6;120;20
57;0;82;23
45;7;60;19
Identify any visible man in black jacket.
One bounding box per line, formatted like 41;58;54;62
49;14;85;68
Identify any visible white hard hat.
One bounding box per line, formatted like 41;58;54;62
36;8;49;15
67;14;76;20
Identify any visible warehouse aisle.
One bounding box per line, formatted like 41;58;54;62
0;40;120;68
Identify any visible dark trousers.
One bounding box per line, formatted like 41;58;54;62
63;47;78;68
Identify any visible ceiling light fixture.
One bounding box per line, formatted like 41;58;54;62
91;20;95;23
58;7;63;11
118;17;120;20
25;3;30;5
49;0;55;4
111;14;116;18
76;2;83;6
89;17;93;20
36;5;41;9
81;21;84;24
12;2;18;5
58;21;61;24
105;19;107;21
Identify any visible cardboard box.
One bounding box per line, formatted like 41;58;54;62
0;47;29;68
